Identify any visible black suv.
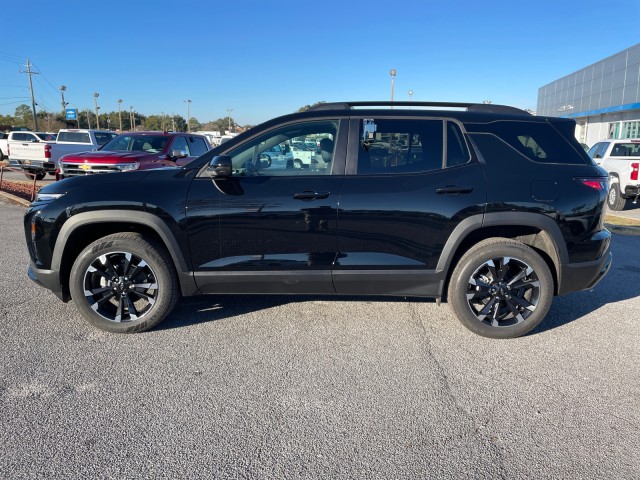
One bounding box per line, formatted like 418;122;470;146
24;102;612;338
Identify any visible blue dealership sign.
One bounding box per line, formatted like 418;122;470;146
65;108;77;120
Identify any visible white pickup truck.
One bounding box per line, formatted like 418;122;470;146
8;129;117;179
0;132;9;161
588;139;640;210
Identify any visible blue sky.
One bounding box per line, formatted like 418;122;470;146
1;0;639;126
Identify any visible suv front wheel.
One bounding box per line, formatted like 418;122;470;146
448;238;553;339
69;233;179;333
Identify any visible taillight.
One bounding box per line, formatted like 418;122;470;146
44;144;51;159
577;178;608;190
631;163;639;181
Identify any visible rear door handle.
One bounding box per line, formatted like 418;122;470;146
293;191;330;200
435;185;473;195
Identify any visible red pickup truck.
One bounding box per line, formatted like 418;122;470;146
57;131;210;179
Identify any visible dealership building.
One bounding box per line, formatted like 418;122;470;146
537;43;640;147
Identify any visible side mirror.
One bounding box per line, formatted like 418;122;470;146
171;150;188;159
259;153;271;168
207;155;232;177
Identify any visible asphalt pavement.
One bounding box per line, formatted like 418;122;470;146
0;196;639;479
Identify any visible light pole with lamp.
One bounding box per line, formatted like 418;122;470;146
390;69;396;105
227;108;233;133
117;99;123;131
408;90;413;101
184;99;192;132
93;92;100;128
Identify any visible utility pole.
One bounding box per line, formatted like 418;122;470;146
20;59;39;130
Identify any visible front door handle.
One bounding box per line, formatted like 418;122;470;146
435;185;474;195
293;191;330;200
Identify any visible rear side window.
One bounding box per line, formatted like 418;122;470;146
468;121;590;164
357;119;470;174
95;132;117;146
189;137;208;156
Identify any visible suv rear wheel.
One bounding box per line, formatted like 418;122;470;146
448;238;553;339
69;233;179;333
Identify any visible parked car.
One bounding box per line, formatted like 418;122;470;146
24;101;611;338
587;138;640;210
57;131;210;178
8;129;114;179
0;132;8;161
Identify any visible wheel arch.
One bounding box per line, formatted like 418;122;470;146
53;211;197;301
438;212;567;299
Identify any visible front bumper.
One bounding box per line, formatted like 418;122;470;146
28;263;69;302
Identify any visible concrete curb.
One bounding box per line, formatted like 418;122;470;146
605;223;640;236
0;190;30;207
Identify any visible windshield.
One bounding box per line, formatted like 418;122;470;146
101;134;168;153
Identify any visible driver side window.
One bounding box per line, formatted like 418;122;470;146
226;120;338;176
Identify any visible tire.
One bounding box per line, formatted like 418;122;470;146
25;172;46;180
607;182;626;211
69;233;179;333
0;149;4;161
447;238;553;339
293;158;303;169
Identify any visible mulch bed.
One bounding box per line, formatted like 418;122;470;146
0;179;40;201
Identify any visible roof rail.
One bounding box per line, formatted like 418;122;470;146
306;101;531;115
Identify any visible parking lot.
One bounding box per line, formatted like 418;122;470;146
0;195;638;478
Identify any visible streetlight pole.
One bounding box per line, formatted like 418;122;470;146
390;68;396;105
93;92;100;129
60;85;68;116
130;106;135;131
226;108;233;133
184;99;192;132
117;99;123;131
408;90;413;101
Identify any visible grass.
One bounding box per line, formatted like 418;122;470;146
604;214;640;227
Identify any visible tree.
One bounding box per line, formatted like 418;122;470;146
14;104;33;128
298;101;326;112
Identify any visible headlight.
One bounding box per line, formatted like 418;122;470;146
116;162;140;171
34;192;66;202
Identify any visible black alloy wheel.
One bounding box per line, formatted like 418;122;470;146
448;238;553;338
69;233;178;333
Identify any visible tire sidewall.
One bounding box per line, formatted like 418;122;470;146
607;183;626;211
448;240;553;339
69;234;177;333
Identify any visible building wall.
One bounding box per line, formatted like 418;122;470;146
537;43;640;147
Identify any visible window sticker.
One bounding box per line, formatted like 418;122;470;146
363;119;377;141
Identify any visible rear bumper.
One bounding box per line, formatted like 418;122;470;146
623;185;640;197
15;160;56;172
558;236;612;295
